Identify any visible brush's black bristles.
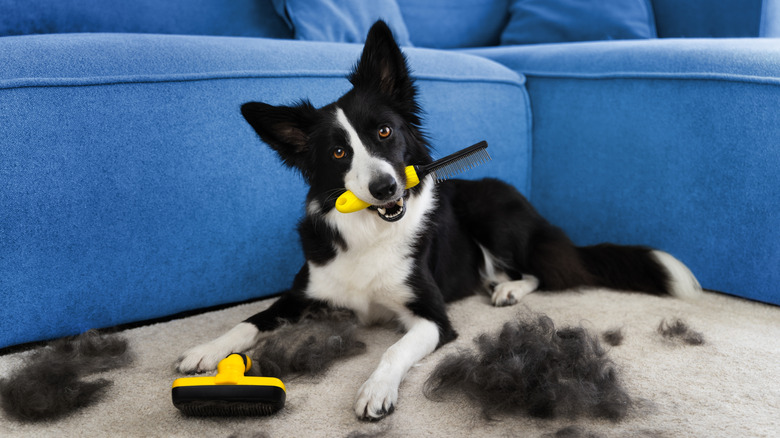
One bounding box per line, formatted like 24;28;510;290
426;141;491;183
172;383;286;417
175;400;282;417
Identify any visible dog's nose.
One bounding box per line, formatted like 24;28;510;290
369;174;398;201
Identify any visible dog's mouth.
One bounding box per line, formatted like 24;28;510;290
368;192;409;222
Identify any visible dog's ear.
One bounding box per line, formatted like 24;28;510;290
241;101;318;171
349;20;414;102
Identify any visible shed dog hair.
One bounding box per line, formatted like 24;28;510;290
0;330;133;422
424;314;633;421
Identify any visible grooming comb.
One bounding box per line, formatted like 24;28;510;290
336;140;490;213
172;353;285;416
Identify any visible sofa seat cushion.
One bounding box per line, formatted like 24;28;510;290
0;33;528;348
464;38;780;81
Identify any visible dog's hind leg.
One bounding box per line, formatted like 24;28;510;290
490;274;540;307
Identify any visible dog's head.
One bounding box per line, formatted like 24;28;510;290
241;21;431;222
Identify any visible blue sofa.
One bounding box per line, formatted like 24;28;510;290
2;0;778;349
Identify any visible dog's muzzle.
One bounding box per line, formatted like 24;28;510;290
368;191;409;222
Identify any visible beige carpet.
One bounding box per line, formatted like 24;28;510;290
1;288;778;438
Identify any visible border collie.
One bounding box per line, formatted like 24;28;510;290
177;21;701;420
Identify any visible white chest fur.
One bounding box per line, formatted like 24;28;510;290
306;182;436;324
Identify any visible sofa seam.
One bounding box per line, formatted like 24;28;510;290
0;71;526;90
520;71;780;86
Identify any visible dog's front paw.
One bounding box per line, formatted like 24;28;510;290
354;376;398;421
177;342;232;374
177;322;261;374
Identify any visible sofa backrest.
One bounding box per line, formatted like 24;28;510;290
2;0;776;44
651;0;778;38
396;0;778;48
0;0;291;38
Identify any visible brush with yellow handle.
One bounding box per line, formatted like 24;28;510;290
172;353;285;416
335;140;490;213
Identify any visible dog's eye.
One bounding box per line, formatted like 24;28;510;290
332;148;347;159
378;126;392;139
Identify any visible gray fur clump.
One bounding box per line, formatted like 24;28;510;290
248;309;365;378
602;328;625;347
424;315;632;421
657;318;705;346
0;330;133;422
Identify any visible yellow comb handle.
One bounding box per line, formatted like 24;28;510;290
404;166;420;189
335;166;420;214
335;191;372;213
214;353;250;385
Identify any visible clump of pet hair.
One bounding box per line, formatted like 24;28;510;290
602;328;624;347
542;426;604;438
227;432;271;438
248;308;365;379
0;330;133;422
657;318;704;346
424;314;633;421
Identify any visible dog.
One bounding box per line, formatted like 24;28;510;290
177;20;701;420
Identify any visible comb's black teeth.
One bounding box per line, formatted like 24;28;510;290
427;143;491;183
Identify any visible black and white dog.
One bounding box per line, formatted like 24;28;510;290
177;21;700;420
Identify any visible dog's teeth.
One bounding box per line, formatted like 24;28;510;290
377;207;386;215
396;198;404;207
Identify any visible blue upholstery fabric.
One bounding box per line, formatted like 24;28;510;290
3;0;779;350
0;0;290;38
764;0;780;37
397;0;510;48
465;39;780;305
651;0;771;37
0;34;528;348
272;0;411;46
501;0;656;45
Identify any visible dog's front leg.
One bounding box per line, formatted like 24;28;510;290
354;315;440;420
177;266;316;373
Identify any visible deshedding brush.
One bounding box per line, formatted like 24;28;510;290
172;353;285;416
336;140;490;213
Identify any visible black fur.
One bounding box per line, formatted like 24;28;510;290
657;318;705;346
0;330;133;422
423;315;633;421
247;309;365;378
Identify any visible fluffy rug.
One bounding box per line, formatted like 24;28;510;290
1;288;778;438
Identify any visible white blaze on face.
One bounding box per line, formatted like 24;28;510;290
335;107;398;205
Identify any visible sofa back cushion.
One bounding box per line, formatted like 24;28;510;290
651;0;776;37
501;0;656;45
0;0;291;38
397;0;510;48
271;0;411;45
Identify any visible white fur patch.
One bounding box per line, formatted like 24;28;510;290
335;107;400;205
307;180;436;323
354;315;440;419
478;244;510;286
491;276;540;307
478;244;538;306
651;250;703;301
177;322;260;373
